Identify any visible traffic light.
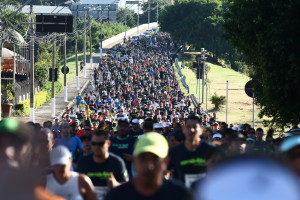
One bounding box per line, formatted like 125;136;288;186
193;62;198;68
49;68;58;81
196;64;204;79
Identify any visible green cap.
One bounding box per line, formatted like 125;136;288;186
134;132;169;158
0;118;29;142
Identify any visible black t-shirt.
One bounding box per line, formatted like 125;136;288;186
76;153;128;187
168;141;215;187
104;179;193;200
109;135;136;177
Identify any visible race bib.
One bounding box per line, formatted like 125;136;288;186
185;173;206;188
95;186;109;200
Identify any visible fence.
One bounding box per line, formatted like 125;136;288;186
14;80;40;104
175;57;189;93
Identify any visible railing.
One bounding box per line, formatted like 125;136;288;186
14;80;40;104
175;56;189;93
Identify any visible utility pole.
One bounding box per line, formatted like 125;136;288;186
156;0;158;23
148;1;150;29
226;80;228;124
89;16;93;69
137;2;140;35
83;13;87;78
63;34;68;102
29;4;35;122
75;16;79;90
125;5;127;38
206;72;208;111
100;17;103;59
201;48;207;104
51;36;56;117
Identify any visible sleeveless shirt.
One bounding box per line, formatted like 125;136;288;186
46;171;84;200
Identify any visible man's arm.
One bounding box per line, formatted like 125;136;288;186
78;174;98;200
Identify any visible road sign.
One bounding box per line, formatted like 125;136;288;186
99;34;104;39
245;80;254;98
61;66;69;74
126;1;140;4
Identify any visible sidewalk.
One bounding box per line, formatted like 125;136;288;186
19;23;158;124
20;64;95;124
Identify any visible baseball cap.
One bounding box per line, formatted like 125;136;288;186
213;133;222;139
0;118;29;142
132;119;139;124
133;132;169;158
279;136;300;152
50;146;72;166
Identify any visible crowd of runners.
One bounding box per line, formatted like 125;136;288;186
1;32;300;200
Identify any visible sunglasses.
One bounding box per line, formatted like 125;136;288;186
91;141;106;146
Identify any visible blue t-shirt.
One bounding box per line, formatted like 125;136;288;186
76;95;83;104
54;136;83;158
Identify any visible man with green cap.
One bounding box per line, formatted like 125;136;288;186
105;132;192;200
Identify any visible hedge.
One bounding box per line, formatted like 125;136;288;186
15;81;64;116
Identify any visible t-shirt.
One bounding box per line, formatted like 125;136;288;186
168;141;215;188
54;137;83;159
76;153;128;200
104;179;193;200
109;135;136;178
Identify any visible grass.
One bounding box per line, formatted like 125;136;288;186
57;53;92;85
177;61;264;128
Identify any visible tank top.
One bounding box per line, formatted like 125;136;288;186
46;171;84;200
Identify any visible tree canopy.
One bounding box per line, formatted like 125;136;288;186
223;0;300;128
159;0;234;63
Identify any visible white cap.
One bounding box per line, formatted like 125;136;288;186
163;122;170;128
232;127;239;131
132;119;140;124
154;123;163;129
50;146;72;166
213;133;222;139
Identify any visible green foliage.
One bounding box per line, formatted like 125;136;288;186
117;8;137;28
139;0;169;24
0;9;30;36
15;81;63;116
210;92;225;110
67;20;128;55
223;0;300;129
1;83;15;103
159;0;245;71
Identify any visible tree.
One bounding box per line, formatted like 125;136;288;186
211;92;225;110
117;8;137;28
223;0;300;129
159;0;229;60
139;0;169;24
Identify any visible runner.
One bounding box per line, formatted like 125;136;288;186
45;145;97;200
105;132;193;200
168;115;215;188
76;130;128;200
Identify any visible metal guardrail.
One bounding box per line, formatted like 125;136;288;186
175;57;189;93
190;94;200;107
